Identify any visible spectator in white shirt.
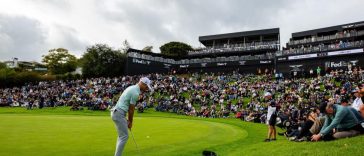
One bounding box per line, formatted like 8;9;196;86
351;89;363;111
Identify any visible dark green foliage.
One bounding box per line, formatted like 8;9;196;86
42;48;78;74
81;44;126;78
160;41;193;57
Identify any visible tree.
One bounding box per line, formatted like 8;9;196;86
121;39;131;53
193;47;205;51
142;46;153;52
0;67;16;88
160;41;193;57
0;62;6;69
81;44;126;78
42;48;77;74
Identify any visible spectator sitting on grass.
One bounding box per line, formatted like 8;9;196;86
311;100;364;141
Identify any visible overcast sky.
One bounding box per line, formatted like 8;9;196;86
0;0;364;62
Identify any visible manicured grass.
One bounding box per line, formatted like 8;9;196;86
1;107;364;156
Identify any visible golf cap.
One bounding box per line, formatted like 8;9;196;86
140;77;153;92
264;92;272;97
352;88;359;93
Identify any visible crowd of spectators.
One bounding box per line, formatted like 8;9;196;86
288;29;363;46
188;41;279;56
187;30;364;58
282;40;364;56
0;77;136;110
1;67;364;142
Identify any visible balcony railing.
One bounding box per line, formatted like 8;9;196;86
188;41;279;56
128;51;275;65
282;40;364;56
288;30;364;46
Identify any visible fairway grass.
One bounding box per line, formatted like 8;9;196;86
1;107;364;156
0;113;246;156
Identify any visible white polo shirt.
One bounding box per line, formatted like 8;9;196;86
115;85;141;112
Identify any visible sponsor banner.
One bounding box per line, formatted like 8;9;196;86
282;49;363;61
239;61;246;65
278;57;287;61
288;65;304;73
342;22;364;28
180;65;189;68
288;54;317;60
179;60;273;68
130;58;171;68
132;58;151;65
129;56;274;68
260;60;272;64
217;62;227;66
317;52;328;57
327;48;363;56
163;64;171;68
289;65;303;68
325;60;359;68
34;67;48;71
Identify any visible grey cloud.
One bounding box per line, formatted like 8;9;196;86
96;0;178;45
0;14;88;61
0;15;47;61
1;0;364;60
50;24;89;56
96;0;291;50
32;0;71;9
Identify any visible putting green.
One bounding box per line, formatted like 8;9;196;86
0;114;247;156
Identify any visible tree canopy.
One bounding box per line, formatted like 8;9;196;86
42;48;77;74
81;44;126;77
160;41;193;57
142;46;153;52
0;62;7;69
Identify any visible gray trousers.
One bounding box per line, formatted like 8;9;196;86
333;130;360;139
111;108;129;156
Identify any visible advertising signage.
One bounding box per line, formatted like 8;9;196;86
127;48;364;75
277;54;364;75
327;48;363;56
325;60;359;69
288;53;317;60
192;60;272;68
278;48;364;61
132;58;151;65
129;55;274;68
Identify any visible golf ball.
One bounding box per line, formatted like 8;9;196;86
146;136;150;138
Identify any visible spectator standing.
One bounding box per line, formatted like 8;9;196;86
264;92;277;142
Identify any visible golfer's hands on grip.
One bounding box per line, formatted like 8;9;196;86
128;120;133;130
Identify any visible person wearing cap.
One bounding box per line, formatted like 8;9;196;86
264;92;277;142
351;88;362;111
111;77;153;156
311;101;363;141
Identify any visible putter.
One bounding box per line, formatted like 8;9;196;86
129;129;139;150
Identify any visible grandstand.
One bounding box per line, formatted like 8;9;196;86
126;21;364;77
126;49;175;75
277;21;364;76
126;28;280;75
191;28;280;56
